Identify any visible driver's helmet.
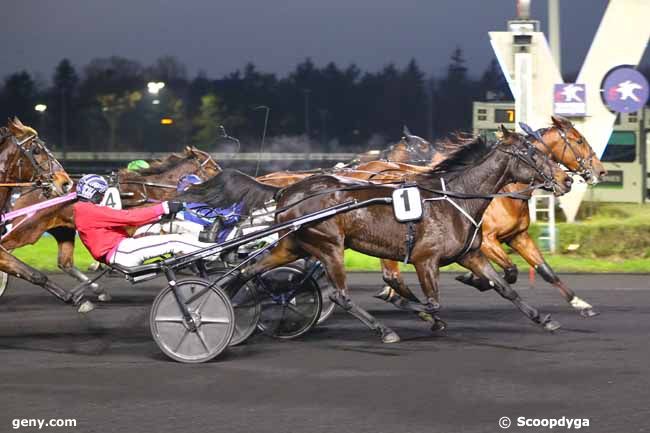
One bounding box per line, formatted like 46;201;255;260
127;160;150;172
177;174;202;192
77;174;109;203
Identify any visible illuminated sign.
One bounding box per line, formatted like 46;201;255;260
160;118;174;125
494;109;515;123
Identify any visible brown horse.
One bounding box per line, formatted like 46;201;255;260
260;118;607;319
454;117;607;317
0;118;92;310
182;132;572;342
256;127;439;187
1;147;220;302
0;118;72;200
381;117;607;318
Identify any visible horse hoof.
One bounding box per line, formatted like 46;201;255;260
454;273;472;285
543;319;561;332
97;292;112;302
580;307;600;318
77;300;95;314
374;286;397;302
382;331;401;344
431;319;447;332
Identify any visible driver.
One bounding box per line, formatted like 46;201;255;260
74;174;216;268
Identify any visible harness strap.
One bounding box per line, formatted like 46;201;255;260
404;221;416;264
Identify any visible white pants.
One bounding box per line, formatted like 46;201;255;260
133;220;205;238
110;234;215;267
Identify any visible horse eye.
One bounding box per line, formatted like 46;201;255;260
32;147;40;154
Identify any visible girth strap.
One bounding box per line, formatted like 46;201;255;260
404;221;416;264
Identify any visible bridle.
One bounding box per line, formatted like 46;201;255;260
520;122;597;180
193;150;219;178
0;128;62;193
113;150;220;204
496;135;560;193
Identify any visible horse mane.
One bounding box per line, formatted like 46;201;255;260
427;133;495;173
413;133;498;187
178;168;279;212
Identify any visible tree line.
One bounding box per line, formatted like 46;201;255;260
0;50;512;153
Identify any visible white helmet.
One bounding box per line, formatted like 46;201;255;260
77;174;108;203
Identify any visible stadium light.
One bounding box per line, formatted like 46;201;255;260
147;81;165;95
34;104;47;112
160;118;174;125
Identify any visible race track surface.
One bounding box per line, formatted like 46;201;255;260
0;272;649;433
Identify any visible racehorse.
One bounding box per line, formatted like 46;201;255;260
181;129;572;342
381;116;607;318
0;147;220;303
257;118;607;319
0;118;92;310
256;127;439;187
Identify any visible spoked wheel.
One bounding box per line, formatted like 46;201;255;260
0;272;8;298
209;271;261;346
150;278;234;363
254;266;322;339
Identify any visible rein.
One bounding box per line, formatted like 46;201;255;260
0;181;51;188
0;192;77;240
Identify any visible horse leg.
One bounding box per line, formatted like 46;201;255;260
456;233;518;291
374;259;435;323
50;227;112;302
508;231;598;318
377;259;420;301
458;250;561;332
0;250;94;313
412;258;447;332
300;242;399;343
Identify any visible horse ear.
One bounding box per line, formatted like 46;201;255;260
551;115;572;129
403;125;412;137
499;124;511;138
7;117;21;134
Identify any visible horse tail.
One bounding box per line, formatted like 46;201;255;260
179;168;279;213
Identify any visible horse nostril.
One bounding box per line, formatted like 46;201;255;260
599;169;608;178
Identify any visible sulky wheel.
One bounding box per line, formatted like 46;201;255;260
0;271;8;298
280;259;334;325
150;278;234;363
209;271;261;346
254;266;322;339
314;269;335;325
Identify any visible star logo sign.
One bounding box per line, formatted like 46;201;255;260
560;84;584;102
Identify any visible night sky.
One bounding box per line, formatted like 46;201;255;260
3;0;647;81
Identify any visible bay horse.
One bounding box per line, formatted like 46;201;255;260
181;131;572;342
1;147;220;303
259;118;607;319
0;118;95;311
455;116;607;317
381;117;607;318
256;127;439;187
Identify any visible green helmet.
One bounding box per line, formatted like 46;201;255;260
127;160;150;172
